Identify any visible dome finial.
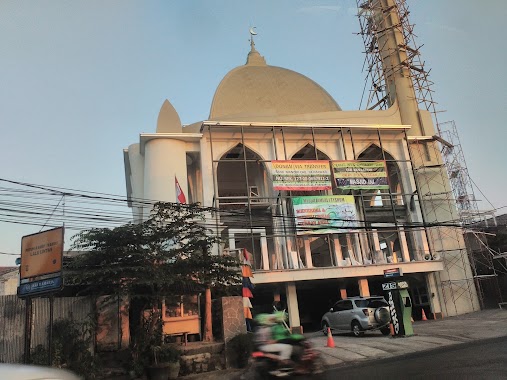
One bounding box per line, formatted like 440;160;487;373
246;26;266;66
249;27;258;52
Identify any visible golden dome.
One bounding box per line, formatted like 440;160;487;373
209;45;341;119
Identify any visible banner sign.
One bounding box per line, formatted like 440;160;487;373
292;195;358;234
332;161;389;190
19;227;64;298
271;160;332;191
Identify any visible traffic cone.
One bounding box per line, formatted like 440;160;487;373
326;327;335;348
421;308;428;321
389;322;395;336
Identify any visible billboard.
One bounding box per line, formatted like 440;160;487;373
19;227;64;297
292;195;358;234
332;161;389;190
271;160;332;191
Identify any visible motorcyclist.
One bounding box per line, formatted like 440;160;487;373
254;312;293;366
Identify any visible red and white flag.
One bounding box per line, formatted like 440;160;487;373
175;176;187;204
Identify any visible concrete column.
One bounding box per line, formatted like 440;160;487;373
340;288;348;300
358;278;370;297
426;272;443;319
371;229;382;263
359;232;370;264
144;138;187;204
345;234;354;265
398;227;411;263
303;236;313;268
127;143;145;222
332;234;343;266
353;233;363;265
285;282;302;334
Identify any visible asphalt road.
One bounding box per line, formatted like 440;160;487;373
319;336;507;380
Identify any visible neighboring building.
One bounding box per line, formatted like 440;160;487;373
0;267;18;296
123;14;480;331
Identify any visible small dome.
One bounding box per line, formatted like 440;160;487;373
157;99;181;133
209;45;341;119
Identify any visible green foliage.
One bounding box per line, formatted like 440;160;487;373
67;202;241;297
151;344;181;365
227;332;255;368
29;318;99;380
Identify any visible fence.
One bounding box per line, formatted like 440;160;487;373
0;295;94;363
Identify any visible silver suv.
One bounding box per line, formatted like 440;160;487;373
321;296;391;337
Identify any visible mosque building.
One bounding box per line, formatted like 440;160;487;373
123;26;479;333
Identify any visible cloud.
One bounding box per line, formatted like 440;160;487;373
298;5;342;14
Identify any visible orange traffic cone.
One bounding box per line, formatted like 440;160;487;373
326;327;335;348
421;308;428;321
389;322;395;336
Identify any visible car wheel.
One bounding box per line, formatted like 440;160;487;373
351;321;364;337
322;321;330;336
380;326;391;336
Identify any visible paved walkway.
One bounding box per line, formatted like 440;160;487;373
183;308;507;379
307;308;507;368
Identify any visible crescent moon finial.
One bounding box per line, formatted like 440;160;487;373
249;27;257;36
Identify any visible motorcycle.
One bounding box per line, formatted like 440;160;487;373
241;338;325;379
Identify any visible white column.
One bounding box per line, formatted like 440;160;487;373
426;272;443;319
332;234;343;266
285;282;301;333
345;234;354;265
303;236;313;268
353;233;363;265
144;139;187;204
398;227;411;262
371;229;383;263
127;143;145;222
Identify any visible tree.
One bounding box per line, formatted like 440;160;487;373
67;202;241;342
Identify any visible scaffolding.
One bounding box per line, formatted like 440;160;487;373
355;0;502;313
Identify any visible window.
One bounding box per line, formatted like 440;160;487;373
165;295;200;318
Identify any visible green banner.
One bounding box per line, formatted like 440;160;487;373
292;195;358;234
332;161;389;190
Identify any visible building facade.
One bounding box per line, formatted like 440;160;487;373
124;36;479;332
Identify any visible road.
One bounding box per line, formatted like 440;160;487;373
319;336;507;379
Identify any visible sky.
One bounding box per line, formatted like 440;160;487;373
1;0;506;266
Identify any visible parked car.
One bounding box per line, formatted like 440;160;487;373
321;296;391;337
0;364;81;380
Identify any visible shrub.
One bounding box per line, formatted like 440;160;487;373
29;318;99;379
227;332;255;368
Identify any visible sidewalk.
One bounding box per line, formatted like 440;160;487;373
184;308;507;379
308;308;507;368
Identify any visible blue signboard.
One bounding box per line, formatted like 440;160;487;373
18;277;62;297
384;268;403;278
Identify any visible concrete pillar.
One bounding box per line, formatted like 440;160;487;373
358;278;370;297
371;229;382;263
285;282;302;334
340;288;348;300
359;232;370;264
332;234;343;266
353;234;363;265
144;139;187;204
303;236;313;268
398;227;411;263
426;272;443;319
345;234;354;265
